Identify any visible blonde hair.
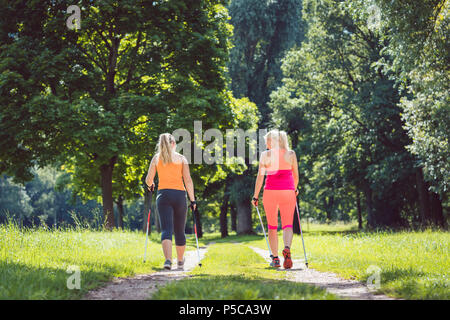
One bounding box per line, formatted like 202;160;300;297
264;129;290;150
156;133;175;164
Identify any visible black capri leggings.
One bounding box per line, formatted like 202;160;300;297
156;189;188;246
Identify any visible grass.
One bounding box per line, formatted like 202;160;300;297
243;223;450;300
0;222;195;299
2;221;448;300
152;242;337;300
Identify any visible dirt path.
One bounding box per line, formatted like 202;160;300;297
83;242;395;300
249;246;395;300
84;247;208;300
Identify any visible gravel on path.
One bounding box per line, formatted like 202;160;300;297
249;245;395;300
83;246;207;300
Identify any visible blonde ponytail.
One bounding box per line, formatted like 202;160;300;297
264;129;290;150
264;129;280;149
279;131;290;150
156;133;175;164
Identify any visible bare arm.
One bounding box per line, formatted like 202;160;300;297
290;151;299;192
145;155;157;190
182;156;196;203
252;153;267;206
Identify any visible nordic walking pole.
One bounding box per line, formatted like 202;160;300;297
191;204;202;267
143;185;154;263
295;202;309;268
254;202;273;258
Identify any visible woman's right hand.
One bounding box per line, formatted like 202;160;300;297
190;200;197;211
252;197;259;207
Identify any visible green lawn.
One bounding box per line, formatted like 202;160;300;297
1;221;448;300
242;224;450;300
0;223;192;299
152;242;337;300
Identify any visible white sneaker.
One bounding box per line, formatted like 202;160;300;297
177;258;185;270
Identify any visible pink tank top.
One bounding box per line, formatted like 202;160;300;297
264;149;295;190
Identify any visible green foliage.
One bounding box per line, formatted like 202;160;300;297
269;0;448;228
195;96;260;233
228;0;305;125
0;0;235;228
375;0;450;196
247;223;450;300
0;175;33;222
0;168;103;228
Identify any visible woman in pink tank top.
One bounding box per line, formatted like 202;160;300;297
252;130;299;269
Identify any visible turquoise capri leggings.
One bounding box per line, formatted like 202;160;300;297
156;189;188;246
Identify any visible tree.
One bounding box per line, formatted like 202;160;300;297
228;97;260;235
0;0;233;229
228;0;305;125
270;0;446;228
0;175;33;225
375;0;449;199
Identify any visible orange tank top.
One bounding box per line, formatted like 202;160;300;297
156;158;185;191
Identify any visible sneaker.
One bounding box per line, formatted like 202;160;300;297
270;256;281;268
163;259;172;270
177;258;185;270
282;247;293;269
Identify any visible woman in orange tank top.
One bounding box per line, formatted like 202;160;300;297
146;133;196;270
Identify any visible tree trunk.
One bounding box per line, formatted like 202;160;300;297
430;192;446;228
220;192;229;238
416;168;430;226
363;183;375;229
106;37;120;95
416;167;446;228
236;198;253;235
356;191;363;230
194;207;203;238
323;195;334;221
231;204;237;232
100;156;117;230
324;198;332;221
116;195;124;230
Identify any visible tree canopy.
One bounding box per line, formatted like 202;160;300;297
0;0;234;229
0;0;448;231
